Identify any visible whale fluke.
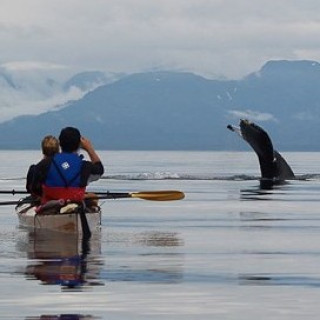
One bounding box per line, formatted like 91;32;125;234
228;119;295;184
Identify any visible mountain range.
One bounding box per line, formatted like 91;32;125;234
0;67;123;122
0;60;320;151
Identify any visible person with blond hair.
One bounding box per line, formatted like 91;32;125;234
41;135;60;157
26;135;60;197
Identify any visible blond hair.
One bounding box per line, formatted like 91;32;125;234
41;135;60;157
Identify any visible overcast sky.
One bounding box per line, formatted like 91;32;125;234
1;0;320;79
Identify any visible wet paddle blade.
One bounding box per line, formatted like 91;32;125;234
130;190;185;201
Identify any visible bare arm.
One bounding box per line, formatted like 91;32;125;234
80;137;104;183
80;137;101;163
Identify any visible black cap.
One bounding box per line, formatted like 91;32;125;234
59;127;81;152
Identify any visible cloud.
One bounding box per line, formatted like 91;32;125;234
228;109;277;122
1;61;67;71
0;1;319;79
0;86;85;122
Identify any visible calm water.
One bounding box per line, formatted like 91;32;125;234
1;151;320;319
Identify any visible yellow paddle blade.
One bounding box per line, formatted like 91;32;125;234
130;190;185;201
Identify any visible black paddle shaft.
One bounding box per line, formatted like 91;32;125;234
78;203;92;239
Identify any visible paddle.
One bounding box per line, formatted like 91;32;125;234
0;189;185;201
78;202;92;239
0;190;185;206
0;200;34;206
0;190;29;195
94;190;185;201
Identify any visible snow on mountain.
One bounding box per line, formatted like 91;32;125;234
63;71;123;92
0;66;123;122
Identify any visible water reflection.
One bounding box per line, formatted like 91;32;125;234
239;212;288;227
26;315;98;320
240;182;289;201
17;229;184;287
18;230;103;290
241;188;274;201
239;273;320;287
134;231;182;247
102;231;184;283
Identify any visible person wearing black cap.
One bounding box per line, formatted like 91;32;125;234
30;127;104;204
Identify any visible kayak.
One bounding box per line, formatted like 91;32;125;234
15;199;101;234
11;190;184;234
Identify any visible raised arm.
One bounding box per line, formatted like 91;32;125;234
80;136;101;163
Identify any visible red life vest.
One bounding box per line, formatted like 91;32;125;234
41;185;85;203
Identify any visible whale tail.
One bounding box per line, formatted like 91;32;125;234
273;150;295;180
228;119;295;181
